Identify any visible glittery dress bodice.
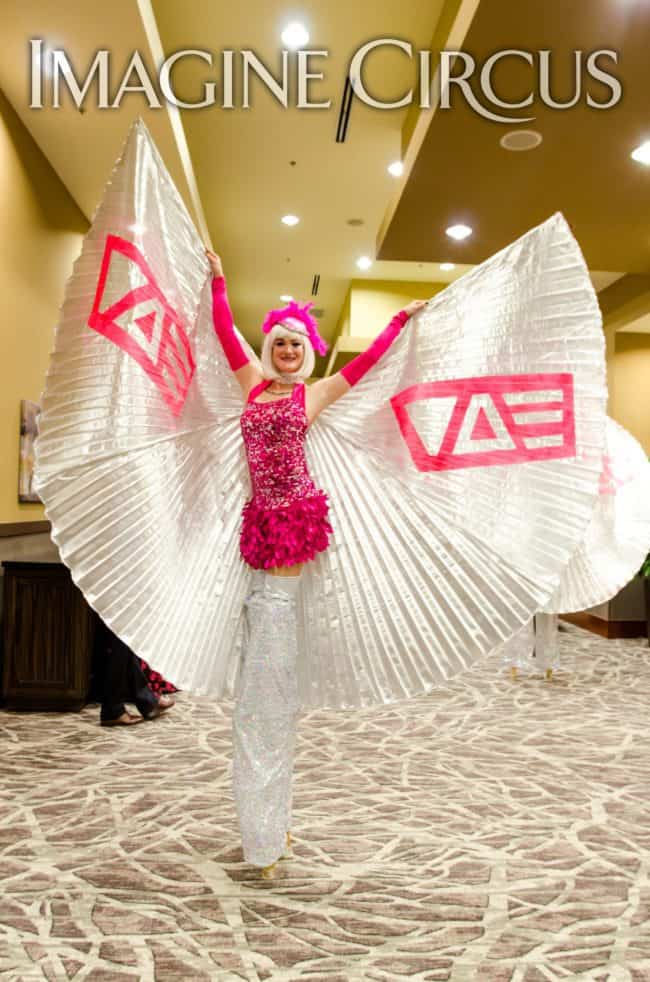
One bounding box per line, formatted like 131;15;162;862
240;381;319;509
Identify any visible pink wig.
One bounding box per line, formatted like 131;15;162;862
261;300;328;356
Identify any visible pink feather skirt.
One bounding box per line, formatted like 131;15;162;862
239;491;333;569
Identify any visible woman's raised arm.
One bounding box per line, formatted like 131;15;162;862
205;249;262;396
306;299;427;423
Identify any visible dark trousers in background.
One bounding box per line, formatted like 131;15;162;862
92;623;158;722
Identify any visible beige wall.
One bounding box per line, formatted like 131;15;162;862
610;333;650;453
599;275;650;453
335;289;351;339
350;279;442;337
0;89;88;524
326;278;445;376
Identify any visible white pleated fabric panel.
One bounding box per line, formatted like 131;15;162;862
298;438;546;708
299;212;607;707
543;417;650;614
35;120;608;710
35;119;252;696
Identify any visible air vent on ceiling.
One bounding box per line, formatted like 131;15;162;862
336;75;354;143
311;273;320;296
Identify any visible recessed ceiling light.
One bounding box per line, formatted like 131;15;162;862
440;262;455;271
281;21;309;49
356;256;373;271
446;224;473;241
388;161;404;177
280;294;293;302
631;141;650;166
500;129;543;152
129;223;146;235
281;214;300;226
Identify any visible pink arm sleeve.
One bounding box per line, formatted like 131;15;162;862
211;276;249;372
340;309;410;387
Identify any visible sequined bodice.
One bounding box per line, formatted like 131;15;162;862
240;382;319;508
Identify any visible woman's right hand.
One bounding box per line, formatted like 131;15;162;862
205;248;224;279
403;299;427;319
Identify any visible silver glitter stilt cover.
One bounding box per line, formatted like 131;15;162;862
232;572;299;866
498;614;560;675
35;120;607;709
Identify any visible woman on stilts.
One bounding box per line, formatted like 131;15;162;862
205;248;425;878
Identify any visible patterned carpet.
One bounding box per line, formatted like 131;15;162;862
1;622;649;982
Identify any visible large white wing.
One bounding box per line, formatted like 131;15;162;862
34;119;251;696
296;213;608;708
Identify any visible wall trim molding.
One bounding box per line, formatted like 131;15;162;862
0;521;51;538
561;612;647;640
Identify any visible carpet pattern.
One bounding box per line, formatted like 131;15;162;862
1;623;649;981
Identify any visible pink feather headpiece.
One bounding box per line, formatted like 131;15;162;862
261;300;328;356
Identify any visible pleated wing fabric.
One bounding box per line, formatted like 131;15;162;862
34;119;252;698
300;212;608;707
543;417;650;614
35;119;608;710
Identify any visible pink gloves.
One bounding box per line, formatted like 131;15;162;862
211;276;249;372
340;309;410;387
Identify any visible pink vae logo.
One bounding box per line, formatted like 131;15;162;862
88;235;195;416
391;373;576;471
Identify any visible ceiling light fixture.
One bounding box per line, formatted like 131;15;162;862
356;256;373;271
280;294;293;302
440;263;455;271
500;129;543;152
631;140;650;166
281;214;300;226
281;22;309;49
446;224;473;241
388;161;404;177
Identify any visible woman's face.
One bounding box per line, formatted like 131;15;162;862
272;334;304;374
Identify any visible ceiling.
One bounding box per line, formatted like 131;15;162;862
378;0;650;275
1;0;647;367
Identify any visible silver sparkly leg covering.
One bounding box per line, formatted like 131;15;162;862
535;613;560;672
500;618;535;672
232;570;301;867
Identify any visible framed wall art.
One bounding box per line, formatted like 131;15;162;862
18;399;41;503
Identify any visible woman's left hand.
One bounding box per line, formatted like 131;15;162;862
403;299;428;319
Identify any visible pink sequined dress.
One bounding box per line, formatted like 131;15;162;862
239;378;333;569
